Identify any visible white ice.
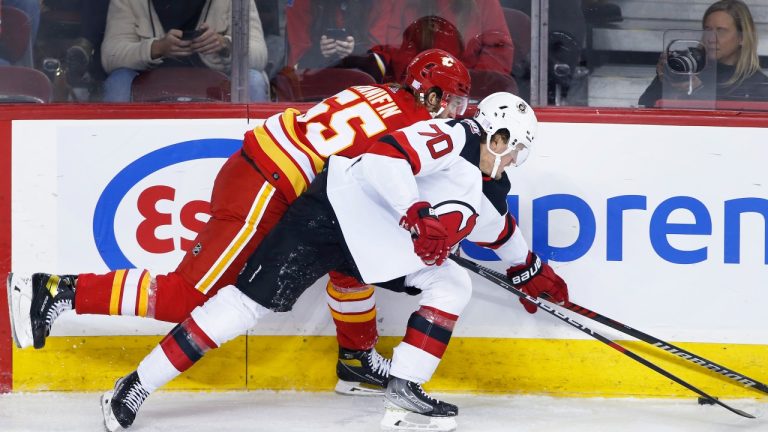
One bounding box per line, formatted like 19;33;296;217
0;391;765;432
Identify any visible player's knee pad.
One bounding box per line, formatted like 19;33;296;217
408;263;472;316
190;285;270;346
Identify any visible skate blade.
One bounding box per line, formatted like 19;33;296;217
381;403;457;431
7;273;34;349
102;390;123;432
335;379;385;396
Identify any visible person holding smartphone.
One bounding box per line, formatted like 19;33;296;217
100;0;269;102
319;27;354;60
285;0;373;69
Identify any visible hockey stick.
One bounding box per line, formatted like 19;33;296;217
561;303;768;396
450;256;768;396
449;254;755;419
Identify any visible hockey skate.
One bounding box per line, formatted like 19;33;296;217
102;371;150;431
381;377;458;431
6;273;76;349
335;347;391;396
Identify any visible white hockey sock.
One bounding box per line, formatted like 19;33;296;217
137;345;179;393
136;285;271;392
389;342;440;384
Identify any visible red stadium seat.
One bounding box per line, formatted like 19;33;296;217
0;66;53;103
272;68;377;102
468;69;519;102
0;5;32;63
131;67;232;102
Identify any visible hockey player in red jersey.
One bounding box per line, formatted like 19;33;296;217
97;92;569;431
7;49;471;396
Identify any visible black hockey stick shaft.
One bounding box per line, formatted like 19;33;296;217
561;302;768;396
453;257;768;396
449;254;755;419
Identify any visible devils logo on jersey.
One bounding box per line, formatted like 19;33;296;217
432;200;478;248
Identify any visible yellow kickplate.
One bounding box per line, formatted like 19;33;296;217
12;335;768;399
13;335;247;391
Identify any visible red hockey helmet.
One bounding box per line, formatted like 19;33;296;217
403;48;471;118
400;15;464;59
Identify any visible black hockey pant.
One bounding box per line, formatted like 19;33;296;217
235;170;364;312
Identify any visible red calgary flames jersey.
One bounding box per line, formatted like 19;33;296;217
242;84;431;203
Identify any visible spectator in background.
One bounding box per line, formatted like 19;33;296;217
64;0;110;100
638;0;768;107
366;0;513;82
0;0;41;67
285;0;374;70
547;1;587;106
501;0;588;105
257;0;287;79
100;0;269;102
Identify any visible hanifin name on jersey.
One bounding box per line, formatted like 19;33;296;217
353;86;403;119
462;118;481;136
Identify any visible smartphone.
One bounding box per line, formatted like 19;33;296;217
324;28;348;40
181;29;203;40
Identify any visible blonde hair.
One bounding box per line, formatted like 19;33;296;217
703;0;761;86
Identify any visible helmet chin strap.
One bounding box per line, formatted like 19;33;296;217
490;156;502;178
419;91;443;118
426;90;460;119
486;134;512;178
430;96;450;118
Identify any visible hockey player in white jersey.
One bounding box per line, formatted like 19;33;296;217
100;92;569;432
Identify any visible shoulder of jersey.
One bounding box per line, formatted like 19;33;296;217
444;118;482;137
459;118;482;136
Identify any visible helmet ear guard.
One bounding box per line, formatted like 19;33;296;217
474;92;538;176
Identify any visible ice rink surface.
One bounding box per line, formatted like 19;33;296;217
0;391;765;432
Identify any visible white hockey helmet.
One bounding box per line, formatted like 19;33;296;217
473;92;538;177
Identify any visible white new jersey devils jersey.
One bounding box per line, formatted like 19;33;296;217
326;118;530;283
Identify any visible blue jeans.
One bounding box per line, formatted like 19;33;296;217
102;67;269;102
102;68;139;102
248;69;270;102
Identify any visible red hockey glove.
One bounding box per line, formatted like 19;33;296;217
400;201;450;266
506;251;569;314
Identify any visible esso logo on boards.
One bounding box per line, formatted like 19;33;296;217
93;139;241;270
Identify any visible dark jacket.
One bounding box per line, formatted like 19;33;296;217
638;62;768;107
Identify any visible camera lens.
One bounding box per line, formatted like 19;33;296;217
666;48;705;74
668;53;694;73
553;63;571;78
42;58;61;72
